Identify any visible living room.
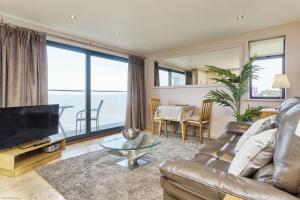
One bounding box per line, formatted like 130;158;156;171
0;1;300;200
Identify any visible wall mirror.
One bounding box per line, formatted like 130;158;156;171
154;46;241;87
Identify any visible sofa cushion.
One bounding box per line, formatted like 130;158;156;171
197;140;227;158
275;98;299;127
217;133;241;144
192;153;230;172
253;163;274;185
228;128;277;177
235;116;273;153
218;144;236;163
273;103;300;194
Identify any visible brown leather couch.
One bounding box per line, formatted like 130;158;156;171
159;98;300;200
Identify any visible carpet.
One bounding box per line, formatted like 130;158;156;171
36;135;204;200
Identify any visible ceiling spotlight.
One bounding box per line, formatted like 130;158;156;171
236;15;244;20
69;15;77;19
114;31;119;35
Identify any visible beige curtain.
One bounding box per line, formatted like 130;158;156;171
125;55;146;129
0;23;48;107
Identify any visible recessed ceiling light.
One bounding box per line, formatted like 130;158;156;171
69;15;77;19
236;15;244;20
114;31;119;35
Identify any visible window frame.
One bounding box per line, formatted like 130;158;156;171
249;36;286;99
158;66;186;86
47;40;128;141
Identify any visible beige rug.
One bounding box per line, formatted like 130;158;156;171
36;135;203;200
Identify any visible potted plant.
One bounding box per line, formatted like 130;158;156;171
206;56;263;122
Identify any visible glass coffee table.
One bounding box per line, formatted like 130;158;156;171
99;133;161;169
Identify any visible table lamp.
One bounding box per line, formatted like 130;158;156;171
272;74;290;102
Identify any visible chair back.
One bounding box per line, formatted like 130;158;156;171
149;98;161;122
96;100;104;119
199;99;213;123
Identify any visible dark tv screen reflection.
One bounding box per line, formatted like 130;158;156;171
0;105;59;150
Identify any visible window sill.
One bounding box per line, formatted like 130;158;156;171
243;98;282;102
153;84;222;89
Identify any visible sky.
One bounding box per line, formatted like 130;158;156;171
252;58;283;93
47;46;128;92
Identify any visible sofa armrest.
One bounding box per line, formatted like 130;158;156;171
225;122;251;135
159;160;298;200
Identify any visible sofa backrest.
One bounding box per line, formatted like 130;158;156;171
273;103;300;194
275;98;299;127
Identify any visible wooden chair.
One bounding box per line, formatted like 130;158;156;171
184;99;213;143
149;98;168;136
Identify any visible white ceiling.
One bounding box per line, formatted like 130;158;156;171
0;0;300;54
161;47;240;70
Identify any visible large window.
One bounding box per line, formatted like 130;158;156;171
47;41;128;140
249;37;285;99
158;67;186;86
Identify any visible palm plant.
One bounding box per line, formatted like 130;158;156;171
206;56;263;122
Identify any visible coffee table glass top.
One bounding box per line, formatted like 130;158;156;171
99;133;161;151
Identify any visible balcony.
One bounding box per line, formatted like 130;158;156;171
48;89;127;139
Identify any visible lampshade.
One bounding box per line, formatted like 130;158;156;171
272;74;290;89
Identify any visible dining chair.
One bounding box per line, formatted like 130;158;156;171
76;100;104;134
184;99;213;143
149;98;168;136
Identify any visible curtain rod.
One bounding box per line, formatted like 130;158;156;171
0;17;137;57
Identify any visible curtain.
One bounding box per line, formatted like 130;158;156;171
0;23;47;107
154;61;160;86
185;70;192;85
125;55;146;129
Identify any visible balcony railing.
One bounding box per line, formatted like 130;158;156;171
48;89;127;138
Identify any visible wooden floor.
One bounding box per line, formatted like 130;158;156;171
0;137;104;200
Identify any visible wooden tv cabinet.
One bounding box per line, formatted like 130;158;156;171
0;135;65;177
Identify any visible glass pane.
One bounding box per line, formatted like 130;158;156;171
47;46;86;138
91;56;128;132
159;70;169;86
252;57;283;98
171;72;185;86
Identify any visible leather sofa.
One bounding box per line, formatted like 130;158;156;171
159;98;300;200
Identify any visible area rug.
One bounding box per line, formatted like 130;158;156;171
36;135;204;200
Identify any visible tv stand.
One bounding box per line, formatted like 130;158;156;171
18;137;51;149
0;135;65;176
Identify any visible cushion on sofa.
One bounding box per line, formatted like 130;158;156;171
275;98;299;127
235;116;273;154
192;153;230;172
273;103;300;194
253;163;274;184
228;128;277;177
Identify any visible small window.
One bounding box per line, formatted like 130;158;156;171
249;37;285;99
158;66;186;86
159;69;169;86
171;72;186;86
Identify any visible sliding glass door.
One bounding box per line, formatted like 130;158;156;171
47;41;128;140
90;56;128;133
47;45;86;137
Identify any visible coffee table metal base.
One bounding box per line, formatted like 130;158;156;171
116;158;148;169
114;149;150;170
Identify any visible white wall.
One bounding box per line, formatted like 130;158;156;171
144;21;300;138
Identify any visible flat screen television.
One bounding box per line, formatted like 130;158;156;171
0;105;59;150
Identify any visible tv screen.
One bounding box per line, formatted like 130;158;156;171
0;105;59;150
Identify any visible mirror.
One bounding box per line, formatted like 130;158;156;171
154;47;241;87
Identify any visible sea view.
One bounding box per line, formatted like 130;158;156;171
49;90;127;137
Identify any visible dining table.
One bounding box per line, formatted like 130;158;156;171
155;105;199;142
